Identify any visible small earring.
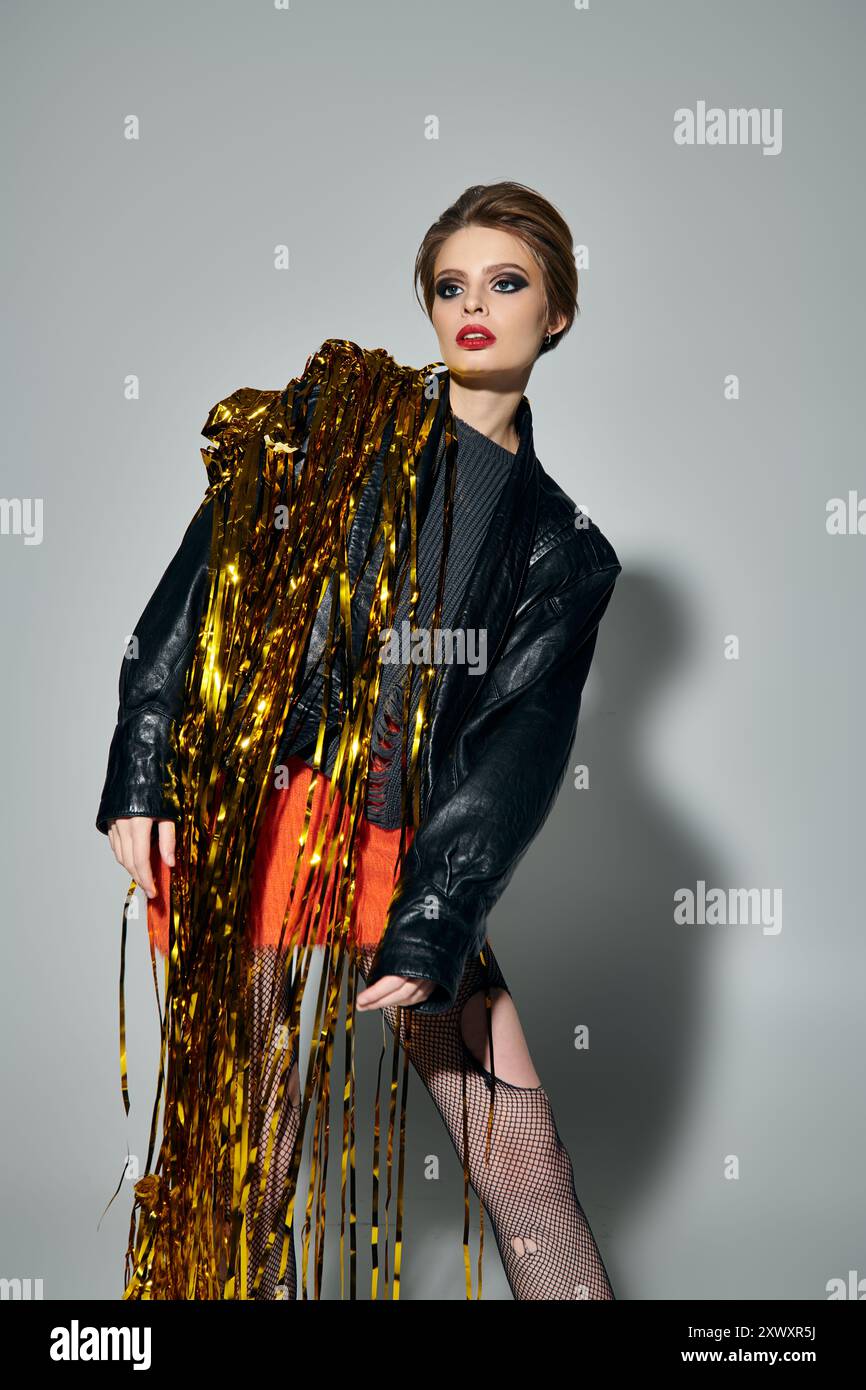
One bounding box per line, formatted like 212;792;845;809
544;333;552;345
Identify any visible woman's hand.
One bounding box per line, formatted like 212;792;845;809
107;816;175;899
356;974;435;1011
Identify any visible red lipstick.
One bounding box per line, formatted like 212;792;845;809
456;324;496;350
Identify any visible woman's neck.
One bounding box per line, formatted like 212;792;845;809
446;377;524;455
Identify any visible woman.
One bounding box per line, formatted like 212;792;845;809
97;181;622;1301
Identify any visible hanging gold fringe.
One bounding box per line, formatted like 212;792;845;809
101;338;503;1299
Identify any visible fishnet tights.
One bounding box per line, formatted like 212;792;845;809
227;948;304;1301
231;941;615;1301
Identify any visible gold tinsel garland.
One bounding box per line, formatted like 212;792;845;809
102;338;494;1299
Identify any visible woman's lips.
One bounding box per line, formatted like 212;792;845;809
456;328;496;350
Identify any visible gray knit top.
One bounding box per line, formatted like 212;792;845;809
281;413;518;829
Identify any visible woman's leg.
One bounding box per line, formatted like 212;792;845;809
356;940;615;1301
233;945;303;1301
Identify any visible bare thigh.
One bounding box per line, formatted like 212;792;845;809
459;983;543;1090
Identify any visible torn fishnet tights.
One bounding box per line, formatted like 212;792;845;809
228;941;615;1301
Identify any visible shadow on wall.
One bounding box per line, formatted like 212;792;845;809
490;566;731;1295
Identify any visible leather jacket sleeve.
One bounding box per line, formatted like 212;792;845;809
364;545;622;1015
95;493;214;834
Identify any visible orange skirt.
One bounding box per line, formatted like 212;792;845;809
146;755;413;957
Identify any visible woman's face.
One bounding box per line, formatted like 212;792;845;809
430;223;566;381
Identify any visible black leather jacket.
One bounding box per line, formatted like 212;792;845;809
96;365;622;1014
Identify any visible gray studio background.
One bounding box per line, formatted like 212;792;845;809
2;0;863;1300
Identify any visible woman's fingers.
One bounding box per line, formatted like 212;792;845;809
109;822;127;865
131;819;157;897
107;816;174;897
113;817;158;897
357;975;434;1011
111;819;135;877
157;819;176;868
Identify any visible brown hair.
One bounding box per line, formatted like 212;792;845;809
413;181;578;359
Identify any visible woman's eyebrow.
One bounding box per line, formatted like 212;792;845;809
434;262;530;280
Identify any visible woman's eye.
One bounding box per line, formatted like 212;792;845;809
435;276;528;299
